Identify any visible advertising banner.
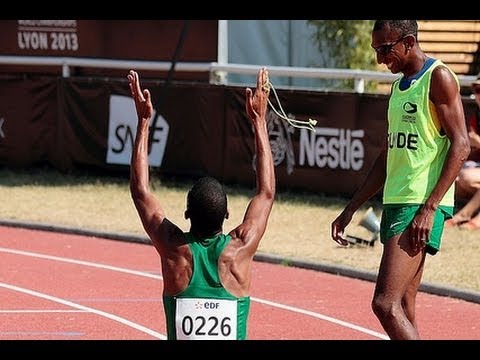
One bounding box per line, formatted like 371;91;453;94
0;75;476;196
0;20;218;80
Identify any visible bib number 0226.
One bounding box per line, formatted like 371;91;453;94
175;298;238;340
181;315;232;338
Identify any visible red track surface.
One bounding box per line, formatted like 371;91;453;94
0;225;479;342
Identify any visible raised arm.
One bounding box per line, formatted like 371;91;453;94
229;67;276;254
127;70;172;251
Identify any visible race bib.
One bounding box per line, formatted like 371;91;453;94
175;298;237;340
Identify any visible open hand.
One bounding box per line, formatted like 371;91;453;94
127;70;153;122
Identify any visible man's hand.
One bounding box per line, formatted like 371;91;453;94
246;67;270;123
331;211;352;247
127;70;153;122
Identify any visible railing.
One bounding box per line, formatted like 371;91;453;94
0;55;477;93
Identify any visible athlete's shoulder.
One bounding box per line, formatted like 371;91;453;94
431;62;460;90
430;58;457;76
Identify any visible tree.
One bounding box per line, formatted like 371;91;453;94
307;20;378;91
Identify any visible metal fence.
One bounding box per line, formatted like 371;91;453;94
0;55;477;94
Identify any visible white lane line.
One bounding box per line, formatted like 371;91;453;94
1;331;83;337
0;310;86;313
252;297;389;339
0;281;166;340
0;247;162;279
0;246;387;339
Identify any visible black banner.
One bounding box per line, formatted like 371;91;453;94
0;75;476;197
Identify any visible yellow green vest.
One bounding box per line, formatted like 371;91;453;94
384;59;458;206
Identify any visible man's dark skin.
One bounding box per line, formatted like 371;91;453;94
331;20;470;340
128;67;275;339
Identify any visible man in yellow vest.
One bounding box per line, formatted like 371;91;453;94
331;20;470;340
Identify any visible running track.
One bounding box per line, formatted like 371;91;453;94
0;225;479;344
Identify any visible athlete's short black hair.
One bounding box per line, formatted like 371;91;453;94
187;176;228;233
373;20;418;39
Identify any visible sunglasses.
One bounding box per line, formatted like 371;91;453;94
372;34;411;56
473;86;480;94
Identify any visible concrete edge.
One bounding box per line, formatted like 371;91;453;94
2;219;479;305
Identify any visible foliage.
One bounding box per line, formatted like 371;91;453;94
307;20;378;91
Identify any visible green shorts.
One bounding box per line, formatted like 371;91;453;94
380;204;453;255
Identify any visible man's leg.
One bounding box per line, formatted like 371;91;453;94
372;232;426;340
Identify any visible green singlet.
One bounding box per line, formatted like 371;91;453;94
162;233;250;340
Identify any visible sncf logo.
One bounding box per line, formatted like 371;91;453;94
106;95;169;167
402;102;417;114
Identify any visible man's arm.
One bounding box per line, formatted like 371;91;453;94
410;66;470;244
229;67;276;255
426;67;470;208
331;142;387;246
127;70;171;251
